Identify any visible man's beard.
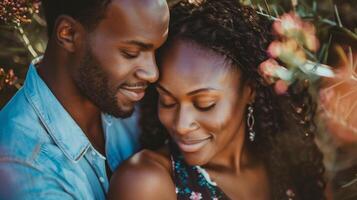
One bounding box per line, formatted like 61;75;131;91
74;48;134;118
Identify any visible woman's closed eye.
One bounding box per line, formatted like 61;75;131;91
158;95;177;108
194;100;216;111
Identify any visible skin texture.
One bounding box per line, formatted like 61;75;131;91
125;1;327;199
157;41;252;167
37;0;169;156
109;40;270;200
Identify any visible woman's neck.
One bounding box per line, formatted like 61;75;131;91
204;121;252;175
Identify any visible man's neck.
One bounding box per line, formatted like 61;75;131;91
37;49;105;153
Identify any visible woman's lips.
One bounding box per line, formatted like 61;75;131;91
176;137;212;153
118;86;146;102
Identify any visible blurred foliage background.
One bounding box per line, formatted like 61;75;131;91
1;0;356;106
0;0;356;199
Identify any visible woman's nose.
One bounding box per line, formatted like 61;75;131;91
174;106;199;135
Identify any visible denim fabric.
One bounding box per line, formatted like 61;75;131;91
0;57;141;200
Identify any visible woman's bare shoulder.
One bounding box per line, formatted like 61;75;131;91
108;147;175;200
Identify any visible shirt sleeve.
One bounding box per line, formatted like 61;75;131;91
0;159;75;200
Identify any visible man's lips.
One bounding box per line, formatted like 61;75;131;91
176;136;212;153
119;84;147;102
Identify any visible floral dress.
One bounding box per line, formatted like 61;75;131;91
170;141;297;200
170;142;230;200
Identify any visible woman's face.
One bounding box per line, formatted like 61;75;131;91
157;40;253;165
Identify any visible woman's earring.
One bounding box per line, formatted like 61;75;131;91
247;104;255;142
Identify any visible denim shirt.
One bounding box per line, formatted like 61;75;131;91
0;57;141;200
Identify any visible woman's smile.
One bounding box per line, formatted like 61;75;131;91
175;136;212;153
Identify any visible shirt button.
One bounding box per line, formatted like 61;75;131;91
99;177;105;183
91;151;96;156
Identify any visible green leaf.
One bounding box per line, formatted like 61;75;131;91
318;35;332;64
334;4;343;27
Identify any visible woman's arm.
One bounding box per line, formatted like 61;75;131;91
108;150;176;200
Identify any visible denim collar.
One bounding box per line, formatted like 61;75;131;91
23;57;91;162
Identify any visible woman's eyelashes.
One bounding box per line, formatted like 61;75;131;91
158;95;217;112
194;101;216;111
158;95;177;108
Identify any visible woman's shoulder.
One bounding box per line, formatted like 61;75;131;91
108;147;176;200
125;146;172;172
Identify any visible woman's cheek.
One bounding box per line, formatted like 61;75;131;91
158;108;175;129
199;104;233;132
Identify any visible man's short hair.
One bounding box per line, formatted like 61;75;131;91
41;0;111;37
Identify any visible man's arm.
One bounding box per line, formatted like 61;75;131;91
0;159;75;200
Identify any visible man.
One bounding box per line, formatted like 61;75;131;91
0;0;169;199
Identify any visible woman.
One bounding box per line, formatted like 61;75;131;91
108;0;326;199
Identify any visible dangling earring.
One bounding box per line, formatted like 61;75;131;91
247;104;255;142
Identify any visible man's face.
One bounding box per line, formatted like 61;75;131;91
74;0;169;118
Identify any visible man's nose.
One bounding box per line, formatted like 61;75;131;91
135;52;159;83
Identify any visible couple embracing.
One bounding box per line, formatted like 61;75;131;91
0;0;326;199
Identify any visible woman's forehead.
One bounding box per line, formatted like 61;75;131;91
158;40;240;95
160;40;232;74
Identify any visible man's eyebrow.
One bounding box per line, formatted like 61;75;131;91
123;40;154;50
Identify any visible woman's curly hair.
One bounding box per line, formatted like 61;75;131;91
140;0;326;199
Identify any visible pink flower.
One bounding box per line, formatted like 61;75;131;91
258;58;280;84
301;21;319;51
273;12;303;37
267;41;283;58
273;12;319;52
304;31;320;52
268;39;306;68
189;191;202;200
274;80;289;95
259;58;280;76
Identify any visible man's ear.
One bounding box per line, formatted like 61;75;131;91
54;15;84;53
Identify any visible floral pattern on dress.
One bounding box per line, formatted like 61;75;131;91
189;192;203;200
170;141;230;200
